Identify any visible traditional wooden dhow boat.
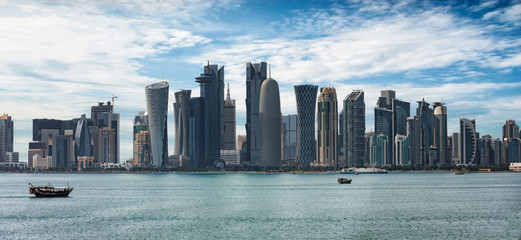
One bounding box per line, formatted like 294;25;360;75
337;178;352;184
28;183;73;197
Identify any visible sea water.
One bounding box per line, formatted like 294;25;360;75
0;173;520;239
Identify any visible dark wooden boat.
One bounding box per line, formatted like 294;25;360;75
337;178;352;184
454;172;464;175
29;183;73;197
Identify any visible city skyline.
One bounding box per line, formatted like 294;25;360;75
1;0;520;162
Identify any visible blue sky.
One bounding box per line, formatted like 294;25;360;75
1;0;520;162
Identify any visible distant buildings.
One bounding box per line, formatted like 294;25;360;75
459;118;478;165
343;90;365;167
145;81;169;167
374;90;410;165
294;84;318;167
223;84;236;150
258;76;281;167
0;114;14;163
316;87;338;168
133;111;150;167
245;62;267;166
282;114;297;161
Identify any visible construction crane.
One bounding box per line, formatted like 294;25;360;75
100;95;118;107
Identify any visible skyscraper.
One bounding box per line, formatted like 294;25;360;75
0;114;13;163
173;90;191;157
282;114;297;160
75;115;92;159
316;87;338;168
343;90;365;167
459;118;478;165
407;116;421;166
416;99;433;166
92;102;120;164
259;76;281;167
189;97;205;168
133;129;151;167
434;102;448;165
245;62;267;165
502;120;519;140
294;84;318;167
145;81;169;167
97;127;116;163
223;84;236;150
195;62;224;167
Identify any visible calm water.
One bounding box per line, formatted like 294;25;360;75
0;173;520;239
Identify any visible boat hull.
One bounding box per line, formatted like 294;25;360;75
29;186;73;197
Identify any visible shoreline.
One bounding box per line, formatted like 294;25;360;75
0;170;517;174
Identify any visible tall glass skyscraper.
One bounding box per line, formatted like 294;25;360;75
195;62;224;167
343;90;365;167
245;62;267;165
174;90;191;158
459;118;478;165
145;81;169;167
316;87;338;168
282;114;297;160
0;114;13;163
294;84;318;167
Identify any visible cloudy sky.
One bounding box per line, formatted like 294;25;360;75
1;0;520;162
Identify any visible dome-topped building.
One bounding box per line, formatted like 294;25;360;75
259;76;282;167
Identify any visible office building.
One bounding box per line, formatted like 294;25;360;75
258;76;282;167
51;134;74;168
316;87;338;168
433;102;448;166
145;81;169;167
503;120;519;140
189;97;205;168
245;62;267;165
195;62;224;167
282;115;297;160
294;84;318;167
174;90;191;157
75;115;92;159
395;134;410;165
133;129;151;167
223;84;236;150
97;127;116;163
0;114;14;163
343;90;365;167
237;135;247;150
459;118;478;165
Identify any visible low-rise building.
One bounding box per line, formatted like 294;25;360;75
509;162;521;172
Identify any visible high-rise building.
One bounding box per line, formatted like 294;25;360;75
415;99;433;166
97;127;116;163
258;77;281;167
316;87;338;168
189;97;205;168
91;101;113;120
51;134;74;168
374;90;410;165
0;114;14;163
452;133;460;164
75;115;92;159
407;116;421;166
223;84;236;150
145;81;169;167
282;115;297;160
195;63;224;167
174;90;191;157
364;131;373;166
491;138;502;164
395;134;411;165
459;118;478;165
93;105;120;164
245;62;267;165
478;135;499;166
433;102;448;166
503;120;519;140
343;90;365;167
371;133;388;166
133;129;151;167
294;84;318;167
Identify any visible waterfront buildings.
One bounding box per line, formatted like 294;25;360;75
0;114;14;163
245;62;268;165
133;128;151;167
459;118;478;165
223;84;236;150
433;102;448;165
173;90;191;158
145;81;169;167
316;87;338;168
189;97;205;168
374;90;410;165
194;63;225;168
258;76;282;167
502;120;519;140
282;114;297;161
343;90;365;167
294;84;318;167
97;127;116;163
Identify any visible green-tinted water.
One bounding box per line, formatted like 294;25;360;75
0;173;520;239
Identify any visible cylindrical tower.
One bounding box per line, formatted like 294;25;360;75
145;81;169;167
434;104;447;165
259;77;282;167
294;84;318;167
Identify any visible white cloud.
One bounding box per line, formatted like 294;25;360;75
483;3;521;25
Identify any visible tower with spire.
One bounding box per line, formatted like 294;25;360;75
223;83;236;150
